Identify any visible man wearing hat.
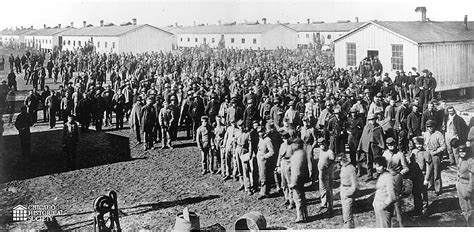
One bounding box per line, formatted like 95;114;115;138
456;145;474;226
259;96;272;126
226;96;243;128
338;153;358;228
420;100;438;132
141;97;158;151
189;92;205;141
317;137;335;215
327;106;345;155
270;97;284;129
62;114;79;170
358;113;385;179
409;136;433;215
284;100;301;128
445;106;469;165
256;126;275;200
130;96;143;144
205;94;220;125
179;90;194;139
196;116;214;175
158;101;174;149
317;101;333;131
382;137;409;227
276;130;294;208
407;104;422;140
289;138;309;222
347;107;365;167
423;119;446;195
367;95;384;122
15;106;33;158
300;116;318;188
243;98;259;129
223;119;238;180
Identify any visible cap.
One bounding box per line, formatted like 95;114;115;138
367;114;377;120
237;119;244;126
458;145;468;153
280;130;290;138
450;137;460;148
374;109;383;115
350;107;358;113
383;77;391;83
302;116;309;121
333;107;341;114
426;120;436;128
422;69;429;73
201;115;209;121
376;92;383;97
413;136;424;144
386;137;396;145
317;137;325;143
288;100;295;106
364;89;371;94
247;99;253;104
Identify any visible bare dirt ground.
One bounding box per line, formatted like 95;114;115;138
0;47;472;230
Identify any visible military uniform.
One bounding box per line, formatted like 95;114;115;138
318;146;335;212
223;124;237;178
423;129;446;194
290;145;309;222
300;124;317;187
141;103;157;150
257;134;275;197
277;140;294;207
159;105;174;148
196;117;214;173
339;160;358;228
214;123;226;174
409;145;432;214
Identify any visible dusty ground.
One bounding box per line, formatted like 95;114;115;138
0;46;472;230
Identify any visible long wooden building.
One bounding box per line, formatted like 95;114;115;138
334;20;474;92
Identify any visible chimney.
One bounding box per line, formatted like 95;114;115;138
355;17;359;23
465;15;469;31
218;20;221;25
193;21;196;26
262;18;267;24
70;22;74;28
132;18;137;25
415;7;427;22
82;21;86;28
175;22;178;27
44;24;46;29
100;20;104;27
30;25;33;29
58;23;61;28
277;20;280;24
307;18;310;24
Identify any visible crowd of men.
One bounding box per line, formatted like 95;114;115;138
2;46;474;228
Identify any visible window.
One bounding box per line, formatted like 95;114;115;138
67;40;70;45
231;38;235;43
253;38;257;44
97;42;100;48
306;34;309;38
212;38;215;43
112;42;115;48
105;42;108;48
391;44;403;70
195;38;198;42
346;43;356;66
203;38;206;43
327;34;331;39
187;38;190;42
180;38;183;42
63;41;66;45
73;41;75;46
241;38;245;43
78;41;81;46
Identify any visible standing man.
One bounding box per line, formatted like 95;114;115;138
358;114;385;179
62;115;79;170
7;70;17;91
223;119;238;180
47;59;54;79
456;145;474;226
276;131;294;208
15;106;33;158
407;104;422;142
24;90;40;124
45;90;59;129
158;101;174;149
141;97;157;151
130;96;143;144
317;137;335;215
338;153;358;228
41;86;51;122
444;106;468;165
382;137;409;227
189;93;205;141
372;157;397;228
289;138;309;222
196;116;214;174
300;116;318;189
326;107;344;154
256;126;275;200
423;120;446;195
409;136;433;215
346;107;364;166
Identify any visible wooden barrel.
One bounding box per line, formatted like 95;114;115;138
174;210;200;231
234;212;266;231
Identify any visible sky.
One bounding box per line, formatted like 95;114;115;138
1;0;473;30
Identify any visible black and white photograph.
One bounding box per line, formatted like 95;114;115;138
0;0;473;230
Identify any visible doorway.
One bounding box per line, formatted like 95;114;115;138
367;50;379;59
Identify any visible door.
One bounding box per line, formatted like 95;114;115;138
58;36;63;51
367;50;379;59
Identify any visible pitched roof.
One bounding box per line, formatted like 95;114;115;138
61;24;172;37
0;29;35;36
174;24;295;34
25;28;71;36
287;22;364;32
335;21;474;44
161;26;184;34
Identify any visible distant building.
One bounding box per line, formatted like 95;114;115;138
287;21;364;49
61;19;174;54
172;24;297;50
24;27;71;51
334;20;474;92
0;28;35;48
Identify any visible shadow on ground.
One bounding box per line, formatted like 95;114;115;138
0;129;131;183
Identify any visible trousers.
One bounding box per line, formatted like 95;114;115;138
319;166;334;210
341;186;355;228
292;186;308;221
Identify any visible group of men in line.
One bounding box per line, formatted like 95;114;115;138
6;46;474;227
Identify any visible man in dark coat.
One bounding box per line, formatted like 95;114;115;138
141;97;158;150
346;108;365;166
47;60;54;79
407;104;422;141
62;114;79;169
40;86;51;122
24;90;40;124
358;114;385;179
242;99;259;130
15;106;33;157
189;93;205;141
7;70;17;91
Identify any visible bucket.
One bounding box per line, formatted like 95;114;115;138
234;211;266;231
174;207;200;231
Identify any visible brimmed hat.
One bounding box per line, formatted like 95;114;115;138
386;137;396;145
426;120;436;128
317;137;325;143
